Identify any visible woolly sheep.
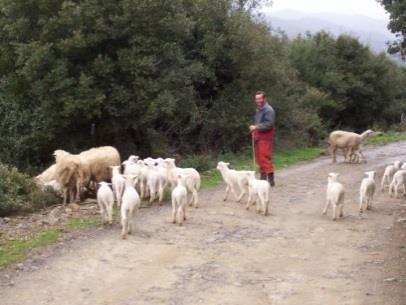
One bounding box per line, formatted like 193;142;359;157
322;173;345;220
146;163;168;204
171;174;189;226
54;151;91;205
359;171;376;215
388;169;406;198
380;161;401;192
216;161;250;202
164;158;201;208
110;165;126;207
35;164;57;187
245;171;270;216
329;130;374;163
97;182;115;225
121;175;141;239
79;146;121;183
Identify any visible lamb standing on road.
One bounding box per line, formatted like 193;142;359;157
381;161;402;192
216;161;250;202
323;173;345;220
245;171;270;216
388;170;406;198
329;130;375;163
171;174;189;226
96;182;115;225
164;158;200;208
111;165;126;207
359;171;376;215
121;175;141;239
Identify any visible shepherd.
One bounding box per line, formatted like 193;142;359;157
249;91;276;186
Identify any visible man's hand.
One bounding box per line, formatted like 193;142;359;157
249;125;257;132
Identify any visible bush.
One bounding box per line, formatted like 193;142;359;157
178;154;215;172
0;163;60;216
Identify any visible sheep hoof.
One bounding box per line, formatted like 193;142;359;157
121;234;127;240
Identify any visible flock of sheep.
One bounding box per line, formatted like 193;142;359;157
33;129;405;239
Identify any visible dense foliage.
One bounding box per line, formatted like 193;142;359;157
378;0;406;59
0;163;60;216
0;0;405;169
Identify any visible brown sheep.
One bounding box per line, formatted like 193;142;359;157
79;146;121;183
54;151;91;205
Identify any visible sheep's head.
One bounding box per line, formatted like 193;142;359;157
327;172;340;183
364;171;376;179
122;174;138;186
128;155;139;163
53;149;70;162
216;161;230;170
394;160;402;169
163;158;176;168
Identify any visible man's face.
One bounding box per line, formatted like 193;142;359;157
255;94;265;108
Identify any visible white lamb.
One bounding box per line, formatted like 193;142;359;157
120;175;141;239
171;174;189;226
137;160;150;199
96;182;115;225
164;158;201;208
322;173;345;221
110;165;126;207
216;161;250;202
146;163;167;204
388;170;406;198
381;161;402;192
245;171;270;216
359;171;376;215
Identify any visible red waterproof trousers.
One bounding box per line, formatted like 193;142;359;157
253;128;274;174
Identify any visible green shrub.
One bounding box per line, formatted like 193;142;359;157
178;154;215;172
0;163;60;216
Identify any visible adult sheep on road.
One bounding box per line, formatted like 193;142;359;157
328;130;375;163
79;146;121;183
53;150;91;205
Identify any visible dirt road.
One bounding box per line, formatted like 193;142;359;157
1;142;406;305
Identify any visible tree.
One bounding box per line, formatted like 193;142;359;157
378;0;406;60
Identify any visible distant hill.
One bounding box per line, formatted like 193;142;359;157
264;10;397;56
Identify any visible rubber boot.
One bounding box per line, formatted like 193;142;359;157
267;173;275;187
260;173;267;180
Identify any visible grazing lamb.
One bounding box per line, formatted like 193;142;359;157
110;165;126;207
323;173;345;220
171;175;189;226
121;175;141;239
164;158;201;208
97;182;115;224
216;161;250;202
359;171;376;215
245;171;270;216
35;164;57;187
381;161;401;192
329;130;375;163
388;170;406;198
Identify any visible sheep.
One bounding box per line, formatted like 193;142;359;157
171;174;189;226
388;170;406;198
79;146;121;183
121;175;141;239
216;161;250;202
96;182;115;224
54;151;91;205
146;163;167;204
110;165;126;207
380;161;402;192
359;171;376;215
245;171;270;216
329;130;375;163
35;164;57;187
163;158;201;208
322;173;345;220
137;160;150;199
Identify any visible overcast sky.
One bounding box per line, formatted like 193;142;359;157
263;0;389;20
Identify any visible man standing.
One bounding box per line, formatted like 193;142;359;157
249;91;276;186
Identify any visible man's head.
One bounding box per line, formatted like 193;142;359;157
255;91;266;108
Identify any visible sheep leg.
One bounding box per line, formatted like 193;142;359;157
332;204;337;221
224;185;231;201
121;215;128;239
192;189;198;208
380;175;387;192
177;207;184;226
359;194;364;215
339;204;344;218
236;180;246;202
322;199;330;215
171;199;177;224
331;146;337;163
63;188;69;205
183;205;187;220
107;202;113;225
158;184;164;205
257;193;265;214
